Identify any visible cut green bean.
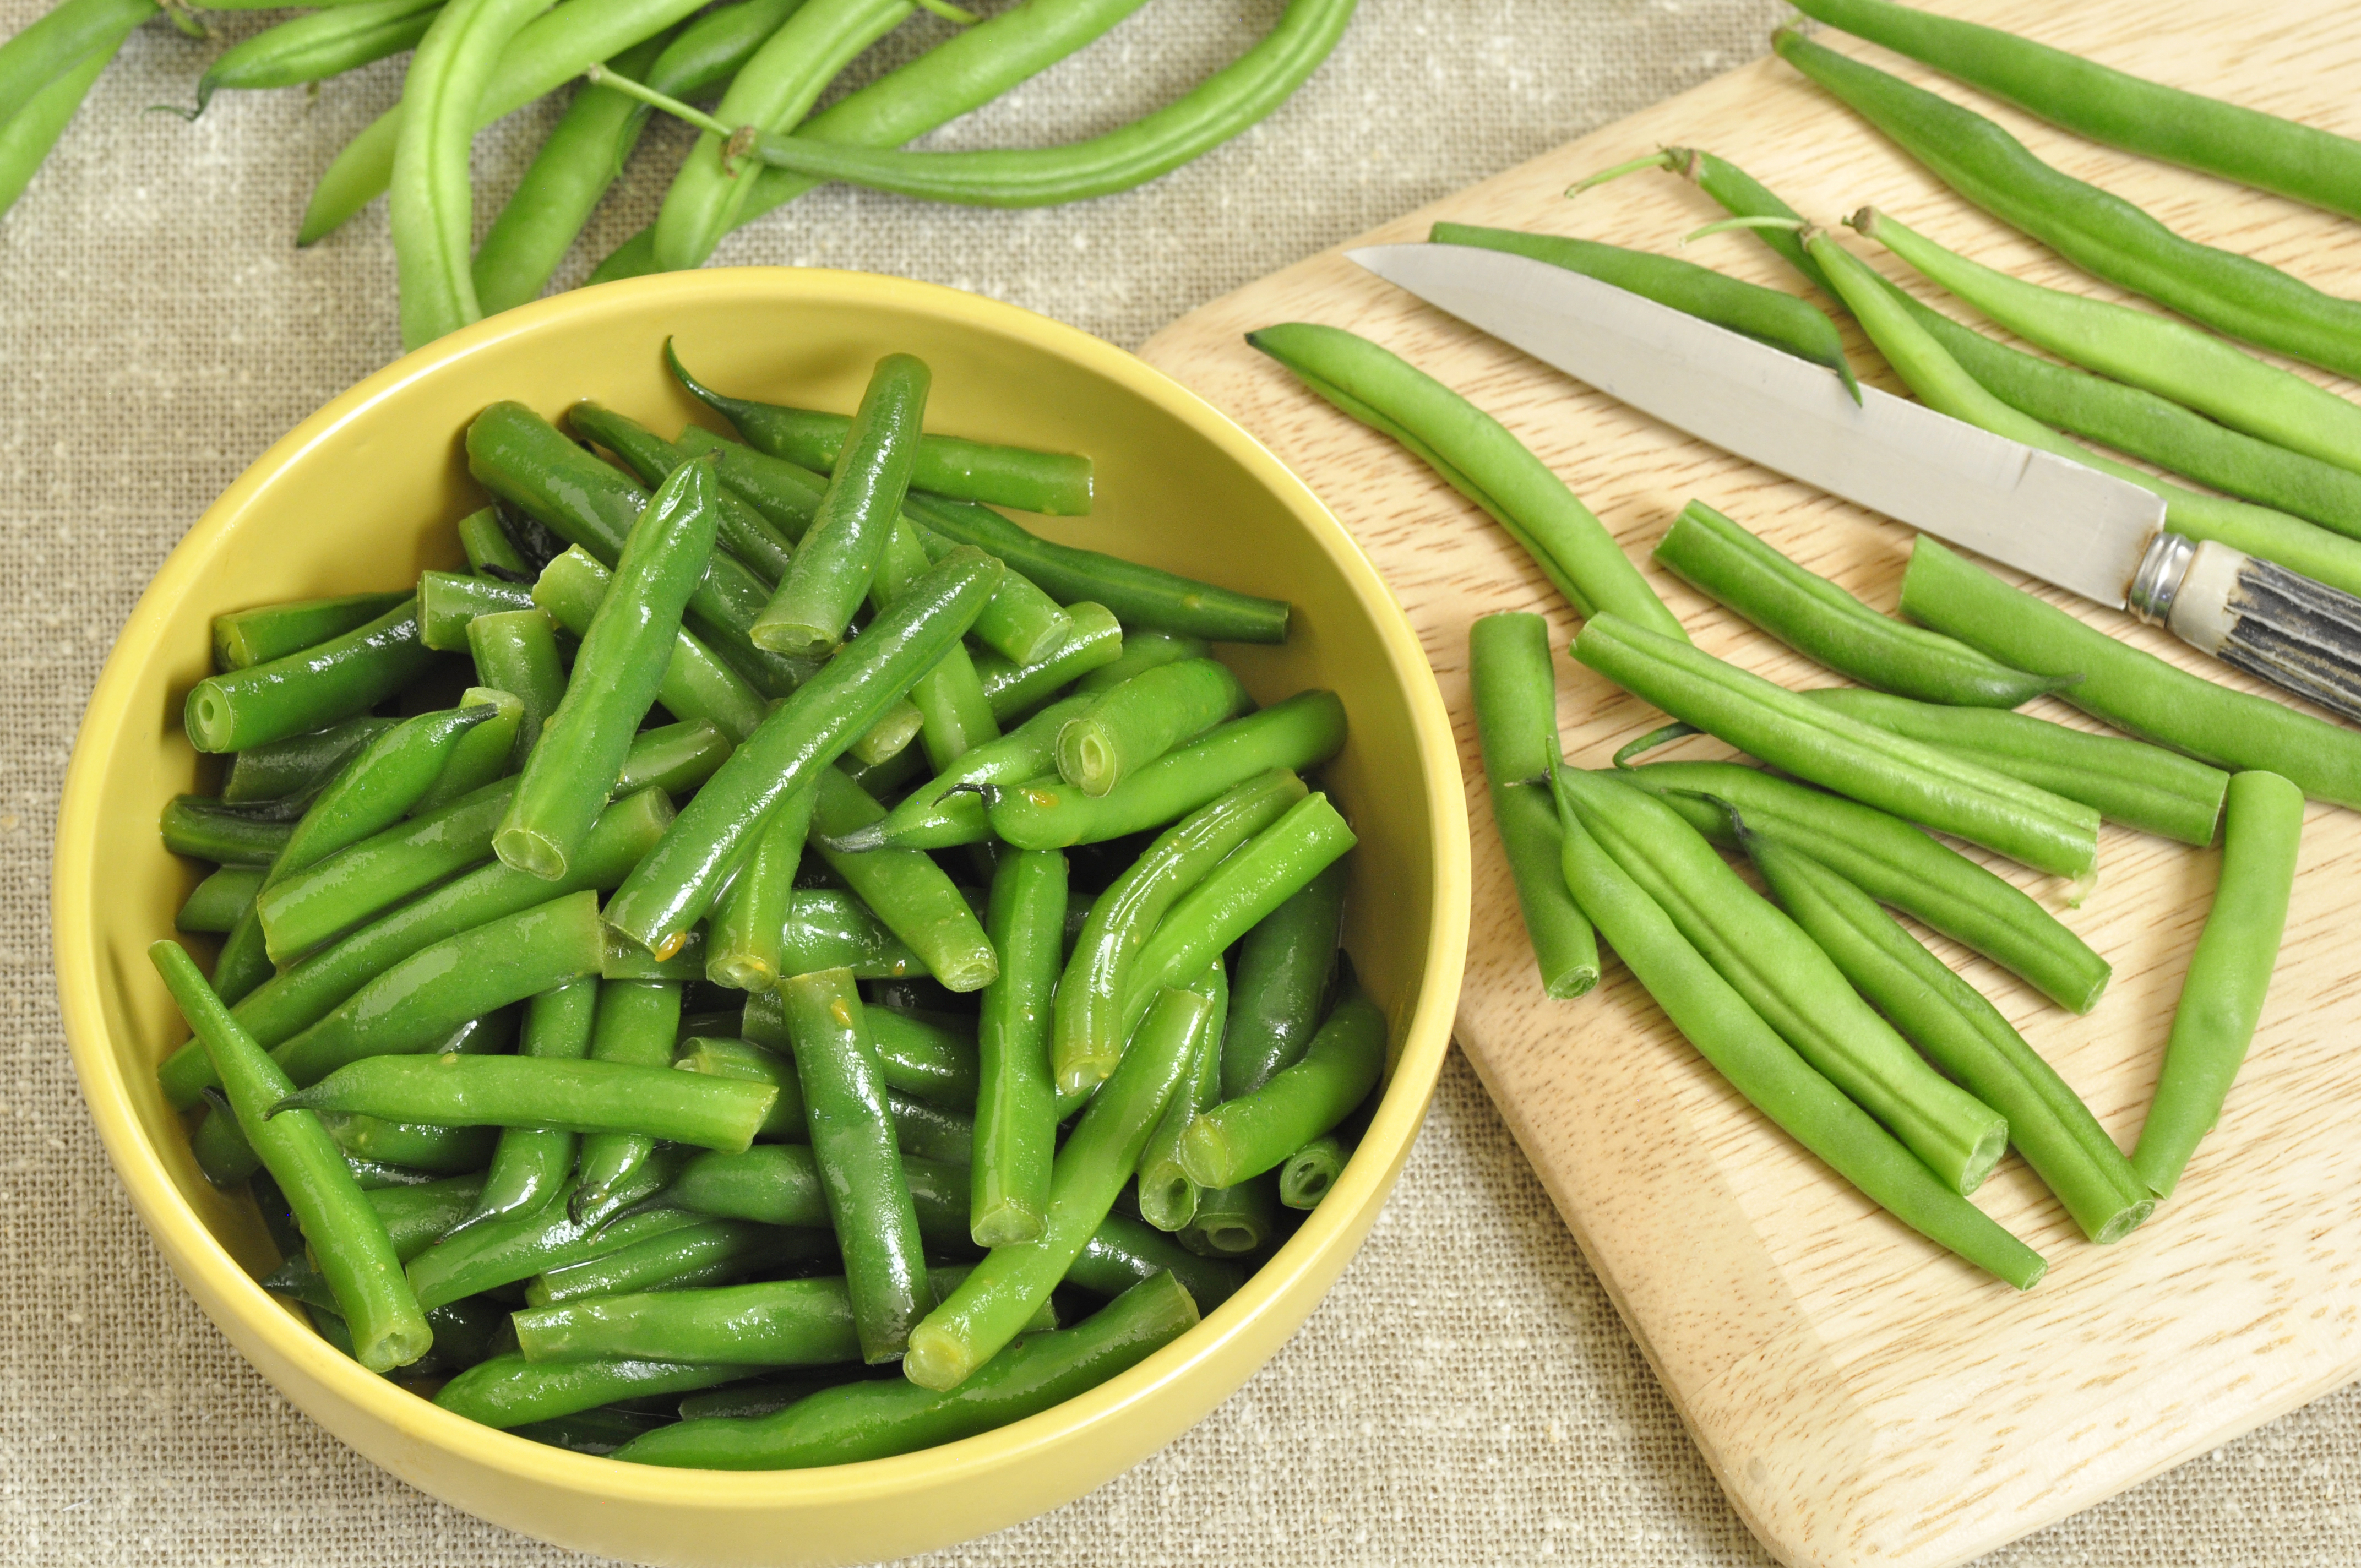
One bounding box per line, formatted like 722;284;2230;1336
419;570;537;651
1278;1129;1354;1211
830;693;1094;852
273;1055;777;1151
411;689;523;813
320;1112;499;1174
971;601;1124;721
1221;859;1346;1100
518;1264;993;1362
532;545;767;744
1181;984;1383;1190
465;609;566;765
1068;1212;1246;1311
161;798;295;866
665;1144;975;1249
705;787;815;992
222;717;395;805
565;399;802;584
1136;962;1228;1232
745;990;980;1108
463;977;597;1232
436;1352;755;1429
809;767;998;992
1178;1173;1281;1258
1055;657;1248;797
178;865;266;934
778;889;924;979
970;848;1066;1246
1467;612;1597;999
213;592;413;672
406;1181;702;1310
184;597;433;754
574;978;684;1217
529;1219;833;1304
673;1037;808;1141
254;778;511;961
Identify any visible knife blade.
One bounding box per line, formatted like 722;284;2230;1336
1348;239;2361;723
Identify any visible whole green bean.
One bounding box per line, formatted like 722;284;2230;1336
183;597;433;754
178;864;266;934
418;571;536;651
151;942;433;1371
1548;777;2044;1287
1774;28;2361;381
829;693;1094;852
991;692;1345;851
1136;962;1228;1232
777;889;924;978
1069;1212;1245;1310
1789;0;2361;224
222;717;394;804
529;1219;833;1304
1574;612;2098;879
1747;832;2152;1245
2131;770;2305;1199
271;891;606;1086
574;978;684;1215
461;978;597;1232
1178;1173;1281;1258
1900;536;2361;809
196;0;442;112
1430;221;1857;400
665;1143;975;1248
1054;657;1248;797
970;848;1066;1246
532;546;767;743
1558;765;2009;1195
465;609;566;766
213;592;414;672
1247;322;1679;638
906;492;1286;643
809;767;998;992
613;1272;1195;1467
269;705;497;890
1467;612;1597;999
603;546;1002;956
1220;859;1346;1100
1800;687;2228;847
1180;984;1383;1190
705;788;814;992
904;987;1204;1391
784;967;934;1363
971;601;1124;719
1617;759;2112;1014
0;0;155;135
436;1352;755;1428
1053;769;1306;1094
1652;499;2062;707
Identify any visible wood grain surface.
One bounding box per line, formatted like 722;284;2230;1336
1137;3;2361;1563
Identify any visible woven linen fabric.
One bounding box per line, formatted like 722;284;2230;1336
4;0;2360;1562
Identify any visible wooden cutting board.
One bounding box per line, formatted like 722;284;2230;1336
1138;3;2361;1563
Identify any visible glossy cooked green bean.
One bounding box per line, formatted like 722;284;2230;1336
222;717;395;804
1277;1128;1353;1210
151;942;434;1371
1247;322;1680;638
1429;221;1858;401
1466;612;1597;999
1135;962;1228;1232
529;1219;833;1304
665;1144;975;1248
565;399;802;584
1804;225;2361;601
1617;759;2112;1013
1899;537;2361;809
809;768;999;992
1745;833;2153;1245
776;889;926;978
253;778;511;960
784;967;934;1363
2131;770;2305;1199
320;1112;498;1173
1789;0;2361;223
744;990;980;1109
161;797;296;865
419;570;535;650
213;592;413;672
270;891;607;1086
459;507;532;574
414;689;523;813
1220;859;1346;1099
157;788;672;1107
705;788;814;992
1557;765;2009;1196
970;848;1066;1246
859;496;1001;774
461;978;597;1232
405;1178;701;1309
1068;1212;1246;1310
971;602;1124;719
1054;657;1248;797
268;704;497;889
1545;778;2046;1289
436;1352;756;1428
184;597;433;754
519;1263;998;1360
1178;1173;1281;1258
603;546;1002;956
573;978;684;1215
612;1272;1195;1467
1573;612;2099;879
465;609;566;766
361;1173;485;1261
1652;499;2063;707
272;1055;777;1150
1774;28;2361;380
1180;984;1383;1190
615;719;733;798
1053;769;1307;1094
531;546;768;744
830;693;1095;852
1800;687;2229;847
673;1037;808;1141
990;692;1345;851
178;864;266;934
903;987;1205;1391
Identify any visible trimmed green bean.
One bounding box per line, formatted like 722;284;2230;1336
705;788;814;992
254;778;509;961
613;1272;1194;1468
1467;612;1597;999
1178;1173;1281;1258
1617;759;2112;1014
178;865;266;934
1574;612;2098;879
1900;536;2361;809
529;1219;833;1304
161;797;294;866
525;1261;1000;1355
573;978;684;1216
665;1144;975;1248
1055;657;1248;797
830;693;1094;852
1746;833;2152;1244
972;601;1124;720
465;609;566;766
745;990;978;1108
459;507;530;575
1220;859;1346;1099
2131;770;2305;1199
414;689;523;813
363;1174;485;1261
151;942;433;1371
809;767;998;992
1800;687;2228;847
1181;984;1383;1190
991;692;1345;851
1136;962;1227;1232
183;597;433;754
270;704;496;887
222;717;395;804
406;1180;700;1310
532;546;767;743
420;570;537;651
213;592;413;672
903;987;1204;1391
970;849;1065;1245
1653;500;2061;707
462;978;597;1232
565;399;802;584
617;719;734;799
273;1055;776;1151
674;1037;808;1141
784;967;934;1363
1247;322;1679;638
320;1112;498;1174
778;889;924;978
1068;1212;1245;1311
1278;1129;1353;1210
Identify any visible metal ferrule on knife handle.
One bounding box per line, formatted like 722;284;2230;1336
2132;535;2361;723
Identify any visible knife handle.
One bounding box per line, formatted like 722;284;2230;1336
2132;535;2361;723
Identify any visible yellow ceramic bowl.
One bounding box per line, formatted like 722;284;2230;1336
54;268;1468;1566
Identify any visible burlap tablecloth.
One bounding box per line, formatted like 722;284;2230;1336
4;1;2358;1560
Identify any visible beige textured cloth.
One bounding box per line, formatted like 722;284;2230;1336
3;0;2357;1561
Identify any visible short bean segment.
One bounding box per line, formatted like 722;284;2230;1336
1652;500;2063;707
1247;322;1681;639
1136;962;1229;1233
465;609;567;765
1574;612;2099;880
567;400;804;587
533;545;768;744
459;978;597;1232
1619;759;2111;1014
970;849;1067;1246
704;786;815;993
2131;771;2305;1199
903;986;1207;1392
990;691;1345;851
829;693;1095;853
213;592;414;672
1556;766;2008;1197
1545;782;2045;1289
1178;1174;1282;1259
1219;859;1347;1101
971;602;1124;720
1800;688;2228;847
809;767;999;993
784;968;935;1364
184;597;434;754
1429;221;1858;401
663;1145;975;1250
222;717;394;805
1056;657;1249;797
178;865;265;934
421;570;538;649
1467;612;1598;999
1745;832;2153;1245
1181;983;1384;1192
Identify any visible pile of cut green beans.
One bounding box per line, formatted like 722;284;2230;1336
0;0;1357;349
151;344;1388;1464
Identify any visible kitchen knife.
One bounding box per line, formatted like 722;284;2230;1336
1349;239;2361;723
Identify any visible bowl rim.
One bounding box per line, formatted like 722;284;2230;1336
53;265;1471;1509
